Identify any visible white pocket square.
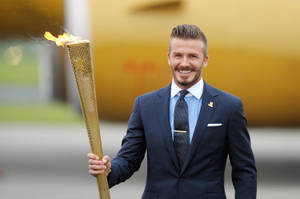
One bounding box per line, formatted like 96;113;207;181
207;123;223;127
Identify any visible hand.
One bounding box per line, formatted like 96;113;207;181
87;153;111;176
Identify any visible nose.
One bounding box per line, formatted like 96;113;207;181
181;56;189;66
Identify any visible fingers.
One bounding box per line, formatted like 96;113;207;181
89;168;106;175
106;160;111;170
103;155;112;176
87;153;111;176
87;153;99;160
87;154;111;166
89;164;107;175
89;168;111;176
88;159;106;176
88;159;103;166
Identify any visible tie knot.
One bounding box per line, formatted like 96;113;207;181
179;90;188;100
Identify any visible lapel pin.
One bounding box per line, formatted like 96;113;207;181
208;102;214;108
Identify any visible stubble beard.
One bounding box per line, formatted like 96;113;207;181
173;66;203;88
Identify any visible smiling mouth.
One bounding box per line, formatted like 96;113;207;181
179;70;192;74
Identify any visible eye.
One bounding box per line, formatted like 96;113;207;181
190;54;198;58
174;54;182;58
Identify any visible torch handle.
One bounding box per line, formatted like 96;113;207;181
67;41;111;199
83;109;110;199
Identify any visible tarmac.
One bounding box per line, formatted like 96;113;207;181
0;122;299;199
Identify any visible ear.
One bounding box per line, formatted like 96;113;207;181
203;55;209;68
167;52;171;66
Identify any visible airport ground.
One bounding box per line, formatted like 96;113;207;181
0;122;299;199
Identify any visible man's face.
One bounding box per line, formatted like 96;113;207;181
168;38;208;89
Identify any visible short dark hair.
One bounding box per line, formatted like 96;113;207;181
169;24;208;56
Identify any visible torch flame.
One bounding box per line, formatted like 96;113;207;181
44;32;80;46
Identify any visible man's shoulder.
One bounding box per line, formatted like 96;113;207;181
138;84;170;101
132;85;170;110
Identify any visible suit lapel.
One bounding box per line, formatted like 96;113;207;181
180;82;217;174
156;85;180;170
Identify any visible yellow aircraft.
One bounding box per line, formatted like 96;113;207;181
1;0;300;125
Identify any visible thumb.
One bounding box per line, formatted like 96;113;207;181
102;155;111;164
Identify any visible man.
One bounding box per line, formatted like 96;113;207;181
88;24;257;199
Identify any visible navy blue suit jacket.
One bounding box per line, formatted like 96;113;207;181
108;82;257;199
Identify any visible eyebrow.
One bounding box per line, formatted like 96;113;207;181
172;51;199;56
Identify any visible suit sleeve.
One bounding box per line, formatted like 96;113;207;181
227;99;257;199
107;97;146;188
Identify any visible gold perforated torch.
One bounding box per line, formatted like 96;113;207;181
44;32;110;199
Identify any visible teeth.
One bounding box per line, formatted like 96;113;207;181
179;70;191;74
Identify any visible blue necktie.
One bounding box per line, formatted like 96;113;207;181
174;90;189;168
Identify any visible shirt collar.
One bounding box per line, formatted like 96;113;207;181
170;78;204;100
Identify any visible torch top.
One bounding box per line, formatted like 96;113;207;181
66;40;90;45
66;40;91;50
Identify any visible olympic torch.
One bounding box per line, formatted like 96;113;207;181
44;32;110;199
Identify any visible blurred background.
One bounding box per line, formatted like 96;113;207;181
0;0;299;198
